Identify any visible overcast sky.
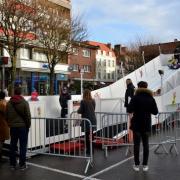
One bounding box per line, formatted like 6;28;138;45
71;0;180;46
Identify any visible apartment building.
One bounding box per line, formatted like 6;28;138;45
0;0;71;95
68;42;98;94
114;44;127;79
87;41;116;86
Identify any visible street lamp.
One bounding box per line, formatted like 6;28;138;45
158;69;164;95
142;51;147;75
80;68;84;96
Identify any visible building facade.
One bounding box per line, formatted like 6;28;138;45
87;41;117;86
68;42;98;94
0;0;71;95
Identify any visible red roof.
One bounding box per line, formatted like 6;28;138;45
87;41;115;57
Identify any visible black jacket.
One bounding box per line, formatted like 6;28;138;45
77;99;96;130
124;83;135;108
127;88;158;132
59;93;71;109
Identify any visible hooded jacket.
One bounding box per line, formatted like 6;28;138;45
127;88;158;132
6;95;31;128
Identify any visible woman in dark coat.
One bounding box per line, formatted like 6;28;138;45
127;81;158;172
124;79;135;112
77;89;96;155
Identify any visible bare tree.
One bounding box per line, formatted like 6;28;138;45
0;0;42;95
125;35;158;73
36;2;88;94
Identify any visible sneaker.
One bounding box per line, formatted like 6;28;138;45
143;165;149;171
19;164;28;170
133;165;140;172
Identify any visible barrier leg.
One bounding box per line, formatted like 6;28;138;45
169;144;179;155
104;147;108;158
84;158;93;174
125;145;132;156
154;144;168;154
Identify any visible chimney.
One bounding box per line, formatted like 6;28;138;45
174;38;178;42
107;43;111;49
114;44;122;54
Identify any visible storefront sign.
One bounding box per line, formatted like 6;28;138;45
56;74;68;81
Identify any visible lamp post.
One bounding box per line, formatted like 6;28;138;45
80;68;84;96
158;69;164;95
142;51;147;76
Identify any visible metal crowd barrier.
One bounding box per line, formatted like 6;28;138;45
70;111;111;149
70;111;180;158
100;111;180;157
153;111;180;154
27;117;93;174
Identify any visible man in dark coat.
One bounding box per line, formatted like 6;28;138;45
127;81;158;172
6;87;31;170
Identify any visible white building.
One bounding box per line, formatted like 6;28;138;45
87;41;116;85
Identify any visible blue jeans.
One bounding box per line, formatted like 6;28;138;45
10;127;29;167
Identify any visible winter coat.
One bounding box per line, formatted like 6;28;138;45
77;99;96;131
6;95;31;128
124;83;135;109
59;93;71;109
0;99;9;141
127;88;158;132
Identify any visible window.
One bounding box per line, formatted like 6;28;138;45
83;65;91;72
72;64;79;71
20;48;30;60
112;60;115;67
72;48;78;55
103;70;106;79
108;60;111;67
82;49;90;57
98;72;101;79
107;73;111;79
33;52;47;62
112;72;115;79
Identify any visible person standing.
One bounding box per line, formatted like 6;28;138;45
59;87;71;118
0;91;9;161
124;78;135;111
124;79;135;143
127;81;158;172
6;87;31;170
77;89;96;155
31;88;39;101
